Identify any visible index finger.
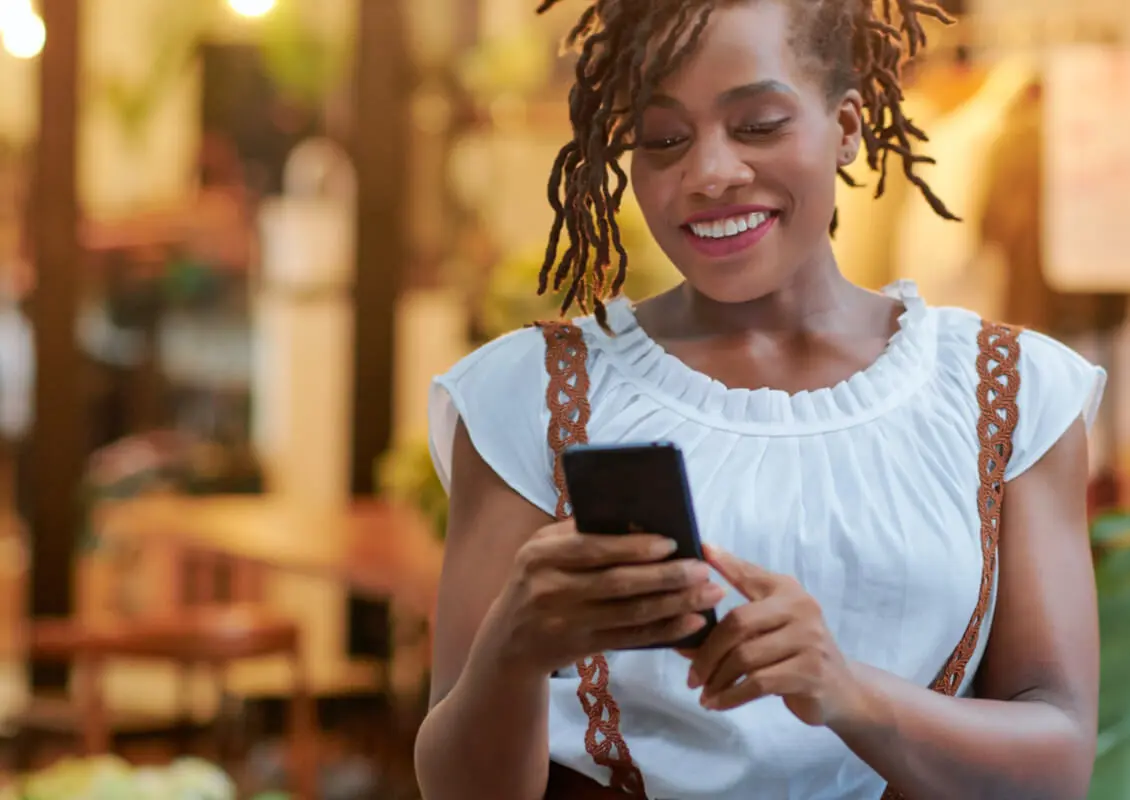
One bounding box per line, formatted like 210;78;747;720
547;532;678;569
705;544;776;600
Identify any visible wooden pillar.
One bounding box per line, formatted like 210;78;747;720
348;0;411;659
24;0;83;688
351;0;410;489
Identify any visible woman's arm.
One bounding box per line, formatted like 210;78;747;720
830;417;1099;799
414;420;555;800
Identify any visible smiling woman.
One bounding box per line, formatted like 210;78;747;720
534;0;955;323
415;2;1105;800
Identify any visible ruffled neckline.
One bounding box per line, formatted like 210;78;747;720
588;280;937;436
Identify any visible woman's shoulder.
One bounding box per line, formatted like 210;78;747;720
428;323;575;517
439;324;551;385
929;304;1106;480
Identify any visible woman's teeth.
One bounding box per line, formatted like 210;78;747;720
689;211;772;239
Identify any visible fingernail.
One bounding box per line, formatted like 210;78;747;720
703;584;726;604
701;694;717;709
684;561;710;583
687;670;701;689
653;539;678;557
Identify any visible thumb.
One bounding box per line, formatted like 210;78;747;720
537;519;579;540
704;544;775;600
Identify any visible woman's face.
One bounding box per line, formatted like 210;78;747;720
629;0;862;304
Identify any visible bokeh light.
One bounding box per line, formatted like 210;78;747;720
228;0;276;18
1;3;44;60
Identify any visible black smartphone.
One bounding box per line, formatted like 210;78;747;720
561;441;717;649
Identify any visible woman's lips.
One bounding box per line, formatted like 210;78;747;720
681;212;778;258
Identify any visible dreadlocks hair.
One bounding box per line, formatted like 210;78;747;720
534;0;958;326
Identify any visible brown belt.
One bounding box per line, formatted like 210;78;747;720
545;762;633;799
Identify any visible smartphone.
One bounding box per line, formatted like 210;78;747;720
561;441;717;649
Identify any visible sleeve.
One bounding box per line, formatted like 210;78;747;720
1004;328;1107;481
427;327;558;516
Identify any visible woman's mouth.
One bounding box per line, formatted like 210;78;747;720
682;210;778;258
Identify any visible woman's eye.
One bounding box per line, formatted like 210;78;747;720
639;136;688;151
736;119;789;136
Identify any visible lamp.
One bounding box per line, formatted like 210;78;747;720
227;0;276;19
0;2;44;60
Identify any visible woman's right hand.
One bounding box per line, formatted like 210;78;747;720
486;520;725;674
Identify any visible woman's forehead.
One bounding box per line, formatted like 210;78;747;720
639;2;804;106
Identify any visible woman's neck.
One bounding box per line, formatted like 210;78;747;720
642;254;888;342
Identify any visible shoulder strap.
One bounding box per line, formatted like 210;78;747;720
538;321;592;521
882;319;1021;800
538;321;646;796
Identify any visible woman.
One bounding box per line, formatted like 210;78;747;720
416;0;1105;798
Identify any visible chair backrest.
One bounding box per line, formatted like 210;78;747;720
77;531;269;624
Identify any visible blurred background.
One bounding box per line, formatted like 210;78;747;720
0;0;1127;797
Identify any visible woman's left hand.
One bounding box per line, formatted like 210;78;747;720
681;545;863;726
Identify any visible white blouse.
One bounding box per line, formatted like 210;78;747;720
428;280;1105;800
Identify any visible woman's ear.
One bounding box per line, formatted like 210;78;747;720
836;88;864;167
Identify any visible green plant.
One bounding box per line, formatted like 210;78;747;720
90;5;209;142
1090;510;1130;798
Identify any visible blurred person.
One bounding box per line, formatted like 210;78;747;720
0;148;32;666
0;266;32;446
415;1;1104;799
0;143;33;453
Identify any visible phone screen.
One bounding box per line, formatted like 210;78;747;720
566;445;695;541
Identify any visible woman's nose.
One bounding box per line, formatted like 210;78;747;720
682;132;755;199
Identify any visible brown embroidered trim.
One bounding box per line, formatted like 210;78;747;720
540;322;593;520
881;320;1021;800
538;321;646;796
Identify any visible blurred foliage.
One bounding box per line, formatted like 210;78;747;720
92;3;348;142
478;194;680;341
91;4;209;141
458;27;554;102
258;3;351;107
0;755;246;800
377;438;448;542
1091;511;1130;798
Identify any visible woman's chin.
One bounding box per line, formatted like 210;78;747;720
678;254;788;306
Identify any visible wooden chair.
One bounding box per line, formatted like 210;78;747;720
23;605;317;798
15;530;319;798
